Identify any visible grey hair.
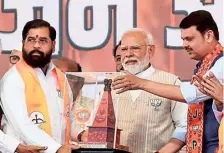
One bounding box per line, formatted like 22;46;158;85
122;28;153;45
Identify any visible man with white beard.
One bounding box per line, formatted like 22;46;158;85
74;28;188;153
114;28;188;153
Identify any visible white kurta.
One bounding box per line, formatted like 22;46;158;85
0;130;20;153
0;62;70;153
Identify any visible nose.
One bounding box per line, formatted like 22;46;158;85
125;48;134;58
183;40;189;49
33;41;41;49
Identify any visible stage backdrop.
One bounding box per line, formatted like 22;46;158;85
0;0;223;80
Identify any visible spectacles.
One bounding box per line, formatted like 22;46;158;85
120;44;152;54
9;55;20;64
25;38;52;47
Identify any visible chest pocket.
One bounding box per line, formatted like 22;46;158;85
137;91;171;122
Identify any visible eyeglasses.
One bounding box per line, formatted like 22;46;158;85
9;55;20;64
120;44;152;54
25;38;52;47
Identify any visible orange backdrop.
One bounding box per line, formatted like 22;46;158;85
0;0;222;80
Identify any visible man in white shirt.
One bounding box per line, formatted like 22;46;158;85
0;19;78;153
112;10;223;153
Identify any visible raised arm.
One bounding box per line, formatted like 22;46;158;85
112;73;186;102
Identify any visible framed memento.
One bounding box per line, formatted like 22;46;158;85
65;72;129;152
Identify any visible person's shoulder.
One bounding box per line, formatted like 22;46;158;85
215;55;223;63
211;55;223;69
1;66;22;86
154;69;179;80
151;69;180;85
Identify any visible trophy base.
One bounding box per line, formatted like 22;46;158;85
76;142;129;152
72;148;130;153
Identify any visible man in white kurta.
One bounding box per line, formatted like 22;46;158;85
0;41;47;153
0;19;77;153
1;62;65;152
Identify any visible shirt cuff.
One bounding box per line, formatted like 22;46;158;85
3;134;20;153
212;101;224;123
71;122;86;141
180;82;197;104
171;127;187;143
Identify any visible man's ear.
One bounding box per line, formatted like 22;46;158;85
148;45;155;58
205;30;214;43
52;41;56;53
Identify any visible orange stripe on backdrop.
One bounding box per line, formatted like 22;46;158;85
169;6;176;74
0;0;197;79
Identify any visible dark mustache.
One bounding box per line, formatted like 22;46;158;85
184;47;193;51
29;50;44;56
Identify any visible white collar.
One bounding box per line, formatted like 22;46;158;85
136;65;155;79
33;61;55;75
128;65;155;103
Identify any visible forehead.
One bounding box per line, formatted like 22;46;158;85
181;26;200;37
122;31;146;45
26;27;50;38
10;50;22;57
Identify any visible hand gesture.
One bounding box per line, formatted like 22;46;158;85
112;71;143;93
194;71;223;110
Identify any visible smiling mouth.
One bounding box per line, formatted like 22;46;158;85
125;60;137;65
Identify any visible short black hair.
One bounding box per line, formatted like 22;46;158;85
22;19;56;41
179;10;219;40
113;41;121;57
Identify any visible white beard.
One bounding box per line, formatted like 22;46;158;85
122;55;150;74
